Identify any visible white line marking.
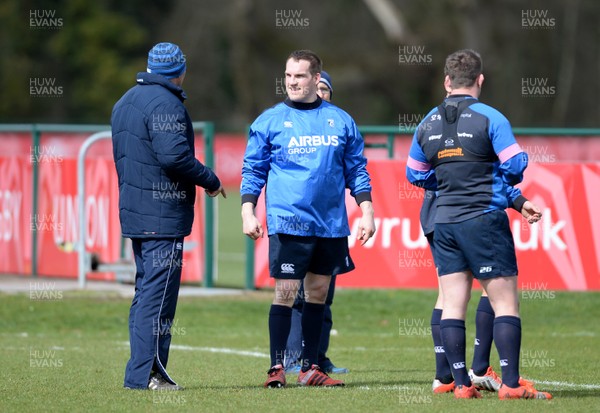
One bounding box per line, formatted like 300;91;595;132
533;380;600;390
357;380;600;391
550;331;597;337
170;344;269;358
117;341;269;358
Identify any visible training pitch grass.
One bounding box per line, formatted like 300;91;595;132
1;287;599;412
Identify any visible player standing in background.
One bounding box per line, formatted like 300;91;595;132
406;49;552;400
241;50;375;388
112;42;225;391
284;70;349;376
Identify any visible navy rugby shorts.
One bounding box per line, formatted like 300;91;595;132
268;234;355;279
433;210;518;279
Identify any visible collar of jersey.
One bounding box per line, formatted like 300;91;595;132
445;94;477;101
284;97;323;110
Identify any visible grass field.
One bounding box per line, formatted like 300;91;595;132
214;189;247;288
2;287;599;412
2;188;598;411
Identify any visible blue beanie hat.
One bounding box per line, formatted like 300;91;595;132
147;42;187;79
319;70;333;95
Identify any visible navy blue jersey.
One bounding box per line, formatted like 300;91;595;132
407;95;528;224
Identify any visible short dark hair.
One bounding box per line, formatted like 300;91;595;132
287;50;322;76
444;49;482;88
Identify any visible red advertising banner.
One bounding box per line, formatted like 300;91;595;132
0;133;34;274
0;132;206;282
253;160;600;291
211;133;600;188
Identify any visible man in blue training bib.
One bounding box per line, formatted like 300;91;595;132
241;50;375;388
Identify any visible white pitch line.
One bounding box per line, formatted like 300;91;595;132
358;380;600;391
117;341;269;359
170;344;269;358
533;380;600;390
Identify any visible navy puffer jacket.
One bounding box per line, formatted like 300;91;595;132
111;72;220;238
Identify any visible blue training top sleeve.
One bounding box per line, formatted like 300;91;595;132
406;128;437;190
240;121;271;204
487;109;528;186
343;121;372;203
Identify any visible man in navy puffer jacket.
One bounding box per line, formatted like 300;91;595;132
111;42;225;390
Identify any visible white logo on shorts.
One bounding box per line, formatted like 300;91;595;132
479;266;492;274
281;263;295;274
500;359;508;367
434;346;445;353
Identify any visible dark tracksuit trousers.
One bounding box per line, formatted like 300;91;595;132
124;238;183;389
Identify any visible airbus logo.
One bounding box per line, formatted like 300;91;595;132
281;263;295;274
428;134;442;141
288;135;339;147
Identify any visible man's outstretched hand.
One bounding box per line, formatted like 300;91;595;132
206;186;227;198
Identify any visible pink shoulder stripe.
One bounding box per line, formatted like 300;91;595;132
498;143;523;163
407;156;431;172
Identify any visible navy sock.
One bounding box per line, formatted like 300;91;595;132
268;304;292;367
471;296;495;375
430;308;452;383
440;318;470;386
301;302;325;372
318;304;333;365
493;315;521;388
